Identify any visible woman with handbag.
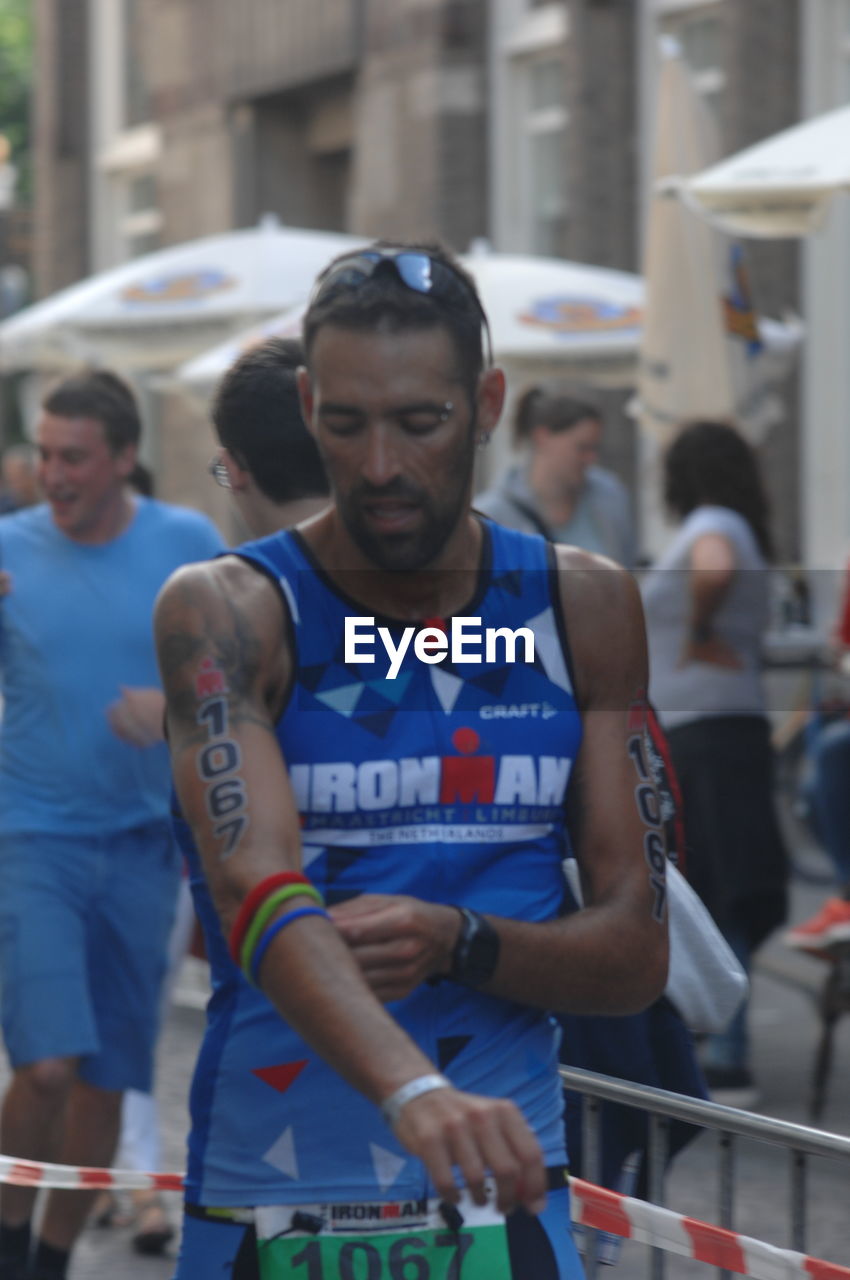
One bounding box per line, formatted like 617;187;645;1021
642;421;789;1109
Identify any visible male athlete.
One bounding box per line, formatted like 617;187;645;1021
156;244;668;1279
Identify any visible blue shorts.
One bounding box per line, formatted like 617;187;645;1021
172;1186;584;1279
0;823;181;1091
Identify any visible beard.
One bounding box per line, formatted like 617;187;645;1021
336;439;476;573
337;481;461;572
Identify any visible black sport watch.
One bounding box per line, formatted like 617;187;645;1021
449;907;501;987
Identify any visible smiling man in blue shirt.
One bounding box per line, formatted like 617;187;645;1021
0;370;222;1280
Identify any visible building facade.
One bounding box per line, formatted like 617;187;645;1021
27;0;850;573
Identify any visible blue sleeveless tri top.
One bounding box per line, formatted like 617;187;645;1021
179;520;583;1207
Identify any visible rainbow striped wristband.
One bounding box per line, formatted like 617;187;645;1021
229;872;315;966
248;906;330;987
240;882;324;974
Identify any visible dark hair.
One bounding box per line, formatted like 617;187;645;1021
42;370;141;452
129;461;155;497
303;241;486;390
664;420;774;560
211;337;328;504
513;385;601;448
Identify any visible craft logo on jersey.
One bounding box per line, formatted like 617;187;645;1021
479;701;558;721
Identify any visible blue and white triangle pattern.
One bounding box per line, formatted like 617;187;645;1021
369;1143;407;1194
525;605;572;694
262;1126;299;1180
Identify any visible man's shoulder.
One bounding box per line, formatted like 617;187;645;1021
160;551;278;603
553;541;624;577
140;499;224;551
553;543;633;619
552;544;644;691
155;553;288;654
0;503;53;548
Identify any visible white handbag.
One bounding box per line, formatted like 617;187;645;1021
664;860;749;1034
563;857;748;1034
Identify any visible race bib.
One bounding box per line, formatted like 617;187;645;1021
256;1192;512;1279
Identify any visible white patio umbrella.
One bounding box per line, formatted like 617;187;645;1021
178;248;647;393
0;218;366;373
637;40;801;448
178;241;798;412
682;103;850;238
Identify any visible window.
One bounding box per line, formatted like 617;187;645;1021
123;0;152;129
523;56;568;255
490;1;569;254
121;171;161;257
245;81;353;232
658;1;724;123
90;0;162;267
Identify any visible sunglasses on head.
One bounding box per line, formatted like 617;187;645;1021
309;248;493;367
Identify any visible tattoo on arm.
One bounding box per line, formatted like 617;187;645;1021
195;680;249;860
627;709;667;924
157;582;277;863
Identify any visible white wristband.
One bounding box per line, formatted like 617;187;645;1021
380;1074;452;1128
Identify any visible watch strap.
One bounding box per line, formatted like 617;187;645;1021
449;907;500;987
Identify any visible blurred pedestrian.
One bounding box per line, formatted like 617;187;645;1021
784;561;850;953
0;370;223;1280
475;385;637;567
642;420;788;1109
89;456;195;1257
0;444;39;514
208;335;329;536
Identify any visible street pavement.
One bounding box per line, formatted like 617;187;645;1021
1;872;848;1278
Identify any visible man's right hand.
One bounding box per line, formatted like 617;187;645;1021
391;1085;547;1217
0;571;12;597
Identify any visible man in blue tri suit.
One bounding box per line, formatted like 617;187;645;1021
155;243;668;1280
0;370;223;1280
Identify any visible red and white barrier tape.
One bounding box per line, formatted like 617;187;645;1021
570;1176;850;1280
0;1154;845;1278
0;1154;183;1193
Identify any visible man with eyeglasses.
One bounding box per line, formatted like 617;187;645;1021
208;336;330;537
157;243;667;1280
0;370;223;1280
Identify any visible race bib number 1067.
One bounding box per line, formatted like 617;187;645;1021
256;1202;513;1280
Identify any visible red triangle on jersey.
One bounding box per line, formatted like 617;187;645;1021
251;1060;309;1093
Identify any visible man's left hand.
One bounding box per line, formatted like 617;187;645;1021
330;895;461;1001
106;686;166;748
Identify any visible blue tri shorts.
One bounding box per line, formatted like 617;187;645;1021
172;1186;584;1279
0;822;181;1091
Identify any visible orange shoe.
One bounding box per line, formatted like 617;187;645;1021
783;897;850;955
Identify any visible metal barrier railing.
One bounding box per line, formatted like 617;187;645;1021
559;1064;850;1279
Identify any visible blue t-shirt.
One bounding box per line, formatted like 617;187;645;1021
178;521;582;1206
0;498;223;834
